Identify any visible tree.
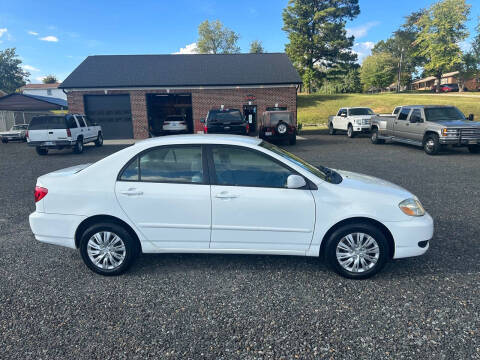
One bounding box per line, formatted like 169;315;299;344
282;0;360;94
42;74;58;84
249;40;264;54
0;48;30;94
471;17;480;89
372;10;426;89
413;0;470;92
360;52;397;92
457;53;477;91
197;20;240;54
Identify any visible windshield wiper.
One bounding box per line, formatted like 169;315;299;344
317;165;342;184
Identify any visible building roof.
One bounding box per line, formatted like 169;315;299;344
60;53;302;89
21;83;61;90
0;93;67;111
442;71;459;78
412;76;437;84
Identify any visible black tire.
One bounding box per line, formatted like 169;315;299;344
328;122;336;135
347;124;355;138
36;147;48;155
276;121;288;136
468;145;480;153
79;222;139;276
370;127;385;144
423;133;441;155
325;223;389;280
95;132;103;147
1;138;7;143
289;134;296;145
73;138;84;154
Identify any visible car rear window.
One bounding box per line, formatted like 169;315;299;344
28;116;67;130
208;110;243;123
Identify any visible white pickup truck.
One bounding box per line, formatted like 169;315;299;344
328;107;376;137
27;114;103;155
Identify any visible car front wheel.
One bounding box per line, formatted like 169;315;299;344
79;222;139;276
325;223;389;279
424;134;441;155
347;125;355;138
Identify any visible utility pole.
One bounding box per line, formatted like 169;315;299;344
397;48;404;93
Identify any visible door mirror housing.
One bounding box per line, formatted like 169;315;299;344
287;175;306;189
340;113;347;118
468;114;474;121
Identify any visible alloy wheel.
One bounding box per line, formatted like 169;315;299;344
335;232;380;273
278;123;287;134
87;231;126;270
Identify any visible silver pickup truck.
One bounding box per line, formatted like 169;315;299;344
370;105;480;155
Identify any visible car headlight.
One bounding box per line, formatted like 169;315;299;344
399;198;425;217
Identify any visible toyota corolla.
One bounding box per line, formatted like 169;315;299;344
29;135;433;279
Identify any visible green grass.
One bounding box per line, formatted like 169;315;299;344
298;93;480;128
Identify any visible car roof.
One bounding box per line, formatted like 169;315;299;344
401;105;455;109
136;134;262;147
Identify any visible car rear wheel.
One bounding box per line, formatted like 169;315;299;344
370;128;384;144
325;223;389;279
95;133;103;147
79;222;138;276
35;147;48;155
328;122;336;135
347;125;355;138
1;138;7;143
424;134;441;155
73;138;84;154
468;145;480;153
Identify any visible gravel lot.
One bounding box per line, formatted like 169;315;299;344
1;135;479;359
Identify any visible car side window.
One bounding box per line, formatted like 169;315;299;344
76;115;86;127
337;109;345;116
211;146;293;188
83;116;92;127
398;108;410;121
66;116;78;128
119;145;204;184
393;107;400;115
410;109;422;123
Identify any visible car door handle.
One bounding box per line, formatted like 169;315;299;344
48;131;53;134
120;188;143;196
406;123;409;126
215;192;238;199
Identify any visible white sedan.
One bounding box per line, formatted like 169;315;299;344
29;135;433;279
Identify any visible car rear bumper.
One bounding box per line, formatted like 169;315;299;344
384;212;434;259
27;140;76;148
207;127;248;135
163;124;188;132
29;211;86;249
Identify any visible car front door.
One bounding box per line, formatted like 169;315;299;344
407;109;425;142
393;107;411;138
208;145;316;254
115;145;211;250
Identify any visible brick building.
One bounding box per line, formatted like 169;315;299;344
60;53;301;139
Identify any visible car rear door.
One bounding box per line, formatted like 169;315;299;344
208;145;315;254
115;144;211;250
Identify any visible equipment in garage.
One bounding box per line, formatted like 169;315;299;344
84;95;133;139
146;94;193;136
243;104;257;133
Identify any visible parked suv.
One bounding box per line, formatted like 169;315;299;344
259;110;297;145
370;105;480;155
27;114;103;155
162;114;188;134
328;107;375;137
201;108;249;135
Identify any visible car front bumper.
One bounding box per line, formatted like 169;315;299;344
29;211;86;249
384;212;434;259
352;124;371;132
439;137;480;145
1;134;23;140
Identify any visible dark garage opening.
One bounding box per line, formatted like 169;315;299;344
146;94;193;136
84;95;133;139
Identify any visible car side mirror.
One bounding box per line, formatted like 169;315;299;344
468;114;474;121
200;118;205;123
287;175;306;189
340;113;347;117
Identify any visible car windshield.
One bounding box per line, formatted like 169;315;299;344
12;125;27;130
208;110;243;123
28;116;67;130
260;141;327;181
424;107;465;122
349;108;374;116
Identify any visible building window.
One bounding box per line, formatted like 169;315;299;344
47;89;52;95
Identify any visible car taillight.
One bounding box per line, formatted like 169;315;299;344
66;128;72;137
34;186;48;203
204;125;208;133
25;130;29;138
246;123;250;133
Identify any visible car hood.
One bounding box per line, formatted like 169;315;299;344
435;120;480;128
335;170;412;199
349;115;374;119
